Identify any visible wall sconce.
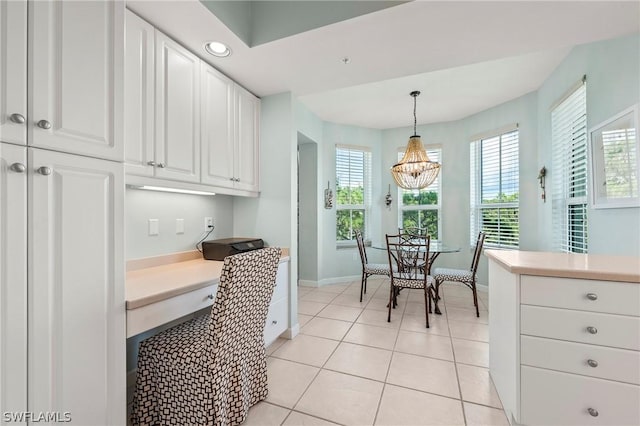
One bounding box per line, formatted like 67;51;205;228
385;184;393;209
324;181;334;209
538;166;547;202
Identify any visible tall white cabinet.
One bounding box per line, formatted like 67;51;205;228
0;1;125;425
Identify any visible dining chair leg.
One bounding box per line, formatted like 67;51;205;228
387;284;394;323
364;274;368;295
423;287;430;328
433;279;443;315
359;271;366;302
472;280;480;317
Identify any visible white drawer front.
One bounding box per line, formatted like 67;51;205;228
127;285;217;337
521;366;640;426
521;335;640;385
521;305;640;350
521;275;640;316
264;298;287;346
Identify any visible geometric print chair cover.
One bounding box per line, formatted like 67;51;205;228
132;247;282;426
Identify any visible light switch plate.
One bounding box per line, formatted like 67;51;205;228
148;219;159;236
176;218;185;234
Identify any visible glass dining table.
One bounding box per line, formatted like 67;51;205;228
371;240;460;275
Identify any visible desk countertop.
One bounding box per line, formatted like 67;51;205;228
126;249;290;309
484;250;640;283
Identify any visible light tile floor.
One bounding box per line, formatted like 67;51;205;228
246;277;509;426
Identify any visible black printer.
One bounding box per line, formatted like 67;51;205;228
201;237;264;261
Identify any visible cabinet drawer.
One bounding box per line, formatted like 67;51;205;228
127;284;217;337
264;298;287;346
521;335;640;385
521;305;640;350
521;366;640;425
521;275;639;316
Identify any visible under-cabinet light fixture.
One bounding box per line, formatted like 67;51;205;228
127;185;216;196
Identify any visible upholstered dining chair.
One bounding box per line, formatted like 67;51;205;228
132;247;282;426
386;234;434;328
355;230;390;303
432;232;486;317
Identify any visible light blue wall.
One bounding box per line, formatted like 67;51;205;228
537;33;640;255
233;92;299;327
125;189;233;259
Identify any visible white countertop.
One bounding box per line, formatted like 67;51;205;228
126;249;290;309
484;250;640;283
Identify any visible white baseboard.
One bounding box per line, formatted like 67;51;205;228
299;275;359;288
283;324;299;340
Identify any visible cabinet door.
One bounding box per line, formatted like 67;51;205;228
235;85;260;192
29;0;124;161
200;62;234;188
0;143;27;422
155;31;200;183
124;10;155;177
0;0;27;146
28;149;125;425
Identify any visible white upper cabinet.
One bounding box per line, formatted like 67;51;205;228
154;31;201;183
0;143;27;422
0;1;27;146
28;148;125;425
235;85;260;193
29;0;124;161
124;10;155;177
200;62;234;187
201;62;260;193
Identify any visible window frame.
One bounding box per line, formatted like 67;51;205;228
551;80;588;253
397;146;442;240
335;145;372;246
470;128;520;249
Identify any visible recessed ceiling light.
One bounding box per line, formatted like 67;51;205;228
204;41;231;58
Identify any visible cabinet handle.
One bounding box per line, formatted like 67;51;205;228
587;359;598;368
36;166;52;176
586;293;598;301
587;408;599;417
9;113;25;124
9;163;26;173
36;119;52;130
157;162;166;168
271;320;278;325
229;177;235;181
147;161;157;167
586;326;598;335
235;178;241;182
207;294;214;300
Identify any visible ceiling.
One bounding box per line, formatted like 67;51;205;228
127;1;640;129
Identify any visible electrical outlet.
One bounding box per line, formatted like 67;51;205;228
176;218;184;234
204;217;213;232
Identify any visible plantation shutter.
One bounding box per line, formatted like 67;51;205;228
551;80;588;253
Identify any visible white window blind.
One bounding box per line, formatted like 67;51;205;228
398;147;441;239
336;146;371;242
552;82;588;253
470;129;519;248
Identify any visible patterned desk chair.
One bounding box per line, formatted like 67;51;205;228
132;247;282;426
432;232;485;317
355;230;390;303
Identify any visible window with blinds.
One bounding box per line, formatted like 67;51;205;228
398;147;441;239
551;81;588;253
336;146;371;242
470;129;519;248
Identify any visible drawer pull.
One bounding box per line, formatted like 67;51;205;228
271;320;278;325
207;294;214;300
587;359;598;368
587;408;599;417
586;293;598;301
586;326;598;335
